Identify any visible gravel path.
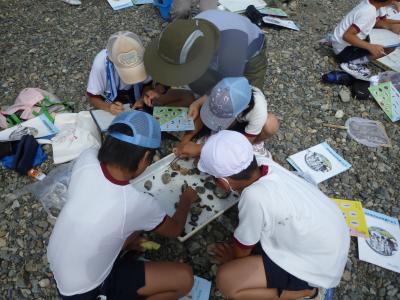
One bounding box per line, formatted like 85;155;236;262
0;0;399;299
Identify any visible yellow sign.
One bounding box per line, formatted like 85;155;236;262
332;198;369;238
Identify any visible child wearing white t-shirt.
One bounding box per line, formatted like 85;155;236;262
331;0;400;80
47;111;195;300
197;130;350;300
87;31;167;115
173;77;279;158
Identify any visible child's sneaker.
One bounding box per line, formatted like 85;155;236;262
62;0;81;5
252;142;272;159
340;63;371;81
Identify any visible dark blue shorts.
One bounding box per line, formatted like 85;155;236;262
336;46;370;63
262;251;314;297
60;252;145;300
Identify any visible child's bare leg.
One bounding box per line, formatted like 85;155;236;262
153;89;195;107
137;262;193;300
254;113;279;144
217;256;315;300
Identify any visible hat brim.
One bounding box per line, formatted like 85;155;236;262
200;99;235;132
115;62;147;85
144;20;220;87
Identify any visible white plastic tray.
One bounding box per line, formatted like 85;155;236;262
132;154;239;241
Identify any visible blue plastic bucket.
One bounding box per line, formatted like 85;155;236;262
153;0;173;21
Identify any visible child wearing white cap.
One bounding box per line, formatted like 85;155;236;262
174;77;279;158
197;130;350;300
47;111;195;300
86;31;167;115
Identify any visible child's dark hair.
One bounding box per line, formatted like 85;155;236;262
241;88;256;117
98;124;156;172
229;156;258;180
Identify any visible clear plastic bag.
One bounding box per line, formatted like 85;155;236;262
17;161;74;218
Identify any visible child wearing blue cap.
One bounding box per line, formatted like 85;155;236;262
47;111;195;300
174;77;279;158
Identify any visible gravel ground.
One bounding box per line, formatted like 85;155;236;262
1;0;399;299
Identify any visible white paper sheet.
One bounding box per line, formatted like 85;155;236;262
90;104;132;132
262;16;300;31
358;209;400;273
370;29;400;48
106;0;134;10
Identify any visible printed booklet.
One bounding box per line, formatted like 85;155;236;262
358;209;400;273
287;142;351;183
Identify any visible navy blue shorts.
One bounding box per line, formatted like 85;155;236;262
262;251;314;297
60;252;145;300
336;46;370;63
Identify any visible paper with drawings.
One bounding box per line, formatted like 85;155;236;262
153;107;194;132
369;82;400;122
377;49;400;72
358;209;400;273
218;0;266;13
262;16;300;31
0;114;58;142
287;142;351;183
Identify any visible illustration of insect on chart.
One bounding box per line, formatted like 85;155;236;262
369;82;400;122
153;107;195;132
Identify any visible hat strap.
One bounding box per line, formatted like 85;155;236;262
179;30;204;64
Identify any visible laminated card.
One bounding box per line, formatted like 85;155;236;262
369;82;400;122
332;198;369;238
358;209;400;273
153;107;195;132
287;142;351;183
258;7;288;17
218;0;266;13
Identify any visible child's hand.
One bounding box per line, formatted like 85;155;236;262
132;98;145;110
180;187;198;204
173;142;201;158
367;44;386;57
389;23;400;34
109;101;124;115
188;99;202;120
143;89;161;107
207;243;235;264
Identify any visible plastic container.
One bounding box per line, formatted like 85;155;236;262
153;0;173;21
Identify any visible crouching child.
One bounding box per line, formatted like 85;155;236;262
47;111;195;300
198;130;350;300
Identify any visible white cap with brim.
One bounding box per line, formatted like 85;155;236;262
198;130;254;178
107;31;147;85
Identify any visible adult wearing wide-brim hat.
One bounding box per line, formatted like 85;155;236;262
144;9;267;117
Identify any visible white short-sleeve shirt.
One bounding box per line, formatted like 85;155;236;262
332;0;379;54
234;157;350;288
87;49;133;99
237;87;268;136
47;148;166;296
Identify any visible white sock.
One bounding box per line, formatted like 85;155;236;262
348;56;370;65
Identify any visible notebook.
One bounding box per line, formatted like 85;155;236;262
370;29;400;49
